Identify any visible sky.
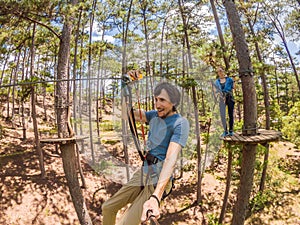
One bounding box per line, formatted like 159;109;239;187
91;3;299;64
275;36;300;62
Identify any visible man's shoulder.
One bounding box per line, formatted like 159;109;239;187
145;110;158;119
173;115;190;142
226;77;234;82
174;115;189;126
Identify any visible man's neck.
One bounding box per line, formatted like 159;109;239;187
160;111;176;119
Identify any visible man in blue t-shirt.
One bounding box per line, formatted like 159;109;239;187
102;82;190;225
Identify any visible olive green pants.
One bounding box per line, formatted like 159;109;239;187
102;169;155;225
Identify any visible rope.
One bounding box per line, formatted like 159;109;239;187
0;77;121;88
122;77;145;161
238;69;254;77
133;82;147;154
141;210;160;225
242;124;259;131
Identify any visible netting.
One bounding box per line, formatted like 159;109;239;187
71;74;223;184
0;73;224;184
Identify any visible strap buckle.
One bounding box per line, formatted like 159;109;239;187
145;153;159;164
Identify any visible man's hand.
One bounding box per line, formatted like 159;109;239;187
128;70;142;81
123;70;142;84
122;73;132;84
141;196;160;223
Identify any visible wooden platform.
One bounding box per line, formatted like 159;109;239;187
40;135;89;144
220;129;281;144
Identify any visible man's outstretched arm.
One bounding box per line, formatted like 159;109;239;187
141;142;182;222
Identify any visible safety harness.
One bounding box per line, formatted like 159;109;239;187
121;72;174;199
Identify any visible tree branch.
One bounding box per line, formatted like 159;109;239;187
14;12;61;39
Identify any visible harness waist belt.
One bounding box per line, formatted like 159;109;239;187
145;153;159;164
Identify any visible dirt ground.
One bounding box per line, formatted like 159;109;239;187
0;96;300;225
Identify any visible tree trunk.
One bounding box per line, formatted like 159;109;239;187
6;54;17;120
0;55;9;86
79;25;85;136
30;22;45;178
233;145;257;224
96;21;106;143
87;0;97;164
56;1;92;223
219;144;232;224
140;2;154;110
12;50;21;124
223;1;258;225
178;0;193;69
21;48;28;140
191;85;202;204
121;0;134;181
72;8;82;135
178;0;202;204
266;11;300;91
247;18;270;130
21;102;27;140
96;51;101;143
61;142;91;224
245;17;271;192
210;0;230;70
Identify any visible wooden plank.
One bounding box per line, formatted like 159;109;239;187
40;135;89;144
220;129;281;144
40;137;76;144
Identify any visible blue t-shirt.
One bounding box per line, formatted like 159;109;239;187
145;110;190;161
215;77;234;93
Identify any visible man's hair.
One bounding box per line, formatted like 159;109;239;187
154;82;181;111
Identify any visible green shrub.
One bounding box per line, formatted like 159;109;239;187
282;101;300;147
207;214;222;225
249;190;275;214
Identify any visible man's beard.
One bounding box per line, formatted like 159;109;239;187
158;108;174;118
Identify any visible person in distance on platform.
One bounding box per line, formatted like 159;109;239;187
214;66;235;137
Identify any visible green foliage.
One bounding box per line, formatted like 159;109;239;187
282;101;300;147
230;144;243;181
207;214;221;225
46;84;54;93
233;120;243;132
17;76;42;101
277;155;300;177
100;120;114;132
249;190;276;214
113;120;122;133
282;2;300;42
0;87;8;97
180;77;198;89
201;132;209;145
182;137;197;160
182;162;195;172
254;144;267;172
18;86;31;101
269;100;284;130
93;160;114;174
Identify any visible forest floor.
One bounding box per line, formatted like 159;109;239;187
0;97;300;225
